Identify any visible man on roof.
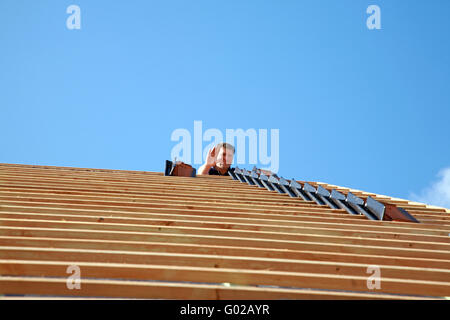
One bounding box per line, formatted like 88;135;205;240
198;142;235;176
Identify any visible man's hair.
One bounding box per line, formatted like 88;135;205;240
216;142;235;154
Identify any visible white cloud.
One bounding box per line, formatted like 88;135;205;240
410;167;450;209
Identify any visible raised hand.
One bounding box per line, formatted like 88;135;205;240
205;146;217;167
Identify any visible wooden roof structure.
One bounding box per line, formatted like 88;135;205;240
0;163;449;299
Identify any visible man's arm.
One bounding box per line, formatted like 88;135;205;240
198;163;213;175
197;147;216;175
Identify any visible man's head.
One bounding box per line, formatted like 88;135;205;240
214;142;235;170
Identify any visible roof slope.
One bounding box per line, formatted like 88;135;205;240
0;163;449;299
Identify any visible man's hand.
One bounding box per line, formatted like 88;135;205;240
198;147;217;175
205;147;217;167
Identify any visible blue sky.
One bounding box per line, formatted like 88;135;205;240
1;0;449;207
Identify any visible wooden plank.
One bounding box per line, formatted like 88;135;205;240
0;163;447;213
0;165;220;180
2;235;449;269
1;212;448;245
2;192;338;215
1;260;449;297
1;206;448;237
0;175;237;190
5;172;443;216
0;205;388;231
3;188;448;221
1;187;445;223
1;198;446;228
310;182;448;213
1;184;442;224
0;199;355;220
1;246;449;283
0;175;283;194
0;296;132;300
0;185;306;206
0;189;309;208
0;188;440;222
1;188;447;225
0;165;184;179
2;200;448;234
0;163;165;176
1;218;449;251
0;172;239;188
0;204;373;228
408;213;450;220
0;193;335;213
1;227;449;261
0;276;425;300
0;177;288;200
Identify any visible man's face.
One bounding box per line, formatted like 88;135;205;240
215;147;234;169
